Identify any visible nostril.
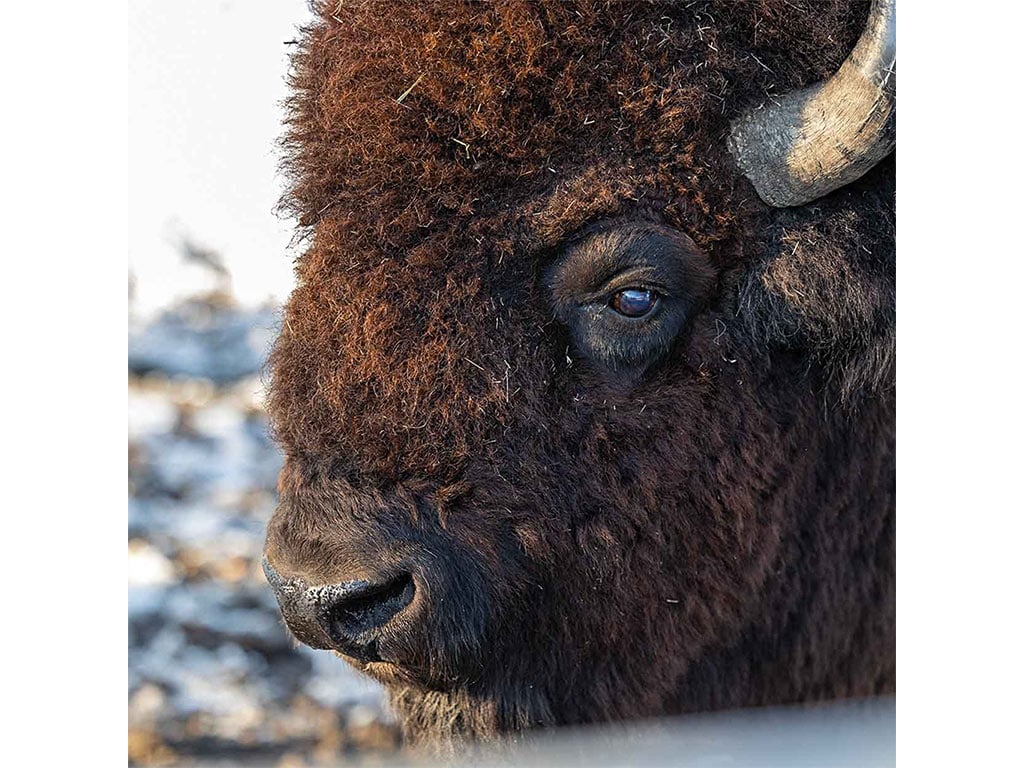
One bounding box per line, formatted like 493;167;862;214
320;573;415;651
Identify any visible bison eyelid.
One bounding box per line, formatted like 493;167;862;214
578;277;674;307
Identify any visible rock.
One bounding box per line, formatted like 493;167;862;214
128;727;177;766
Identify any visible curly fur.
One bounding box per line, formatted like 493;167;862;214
264;0;895;748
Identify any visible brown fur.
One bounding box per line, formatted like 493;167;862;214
265;0;894;748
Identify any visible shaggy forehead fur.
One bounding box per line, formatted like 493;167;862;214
270;0;883;479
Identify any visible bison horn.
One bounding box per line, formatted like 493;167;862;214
727;0;895;208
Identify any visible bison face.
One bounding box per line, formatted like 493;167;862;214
263;0;895;746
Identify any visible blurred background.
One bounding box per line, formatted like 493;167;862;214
126;2;401;764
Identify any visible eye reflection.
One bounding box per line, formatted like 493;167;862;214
611;288;656;318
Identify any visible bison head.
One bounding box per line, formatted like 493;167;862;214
263;0;895;745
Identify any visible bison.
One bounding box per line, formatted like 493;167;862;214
262;0;896;747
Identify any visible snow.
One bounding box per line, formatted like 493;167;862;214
128;299;280;384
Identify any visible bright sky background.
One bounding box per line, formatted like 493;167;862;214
125;1;314;318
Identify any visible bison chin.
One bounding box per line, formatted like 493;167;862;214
388;680;558;748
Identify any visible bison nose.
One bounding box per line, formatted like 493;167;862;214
262;556;415;662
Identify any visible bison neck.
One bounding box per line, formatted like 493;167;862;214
675;394;896;712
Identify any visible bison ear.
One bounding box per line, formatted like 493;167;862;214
727;0;895;208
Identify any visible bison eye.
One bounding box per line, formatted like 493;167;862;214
611;288;657;318
546;222;716;374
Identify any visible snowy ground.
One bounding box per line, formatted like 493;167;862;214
128;290;399;766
